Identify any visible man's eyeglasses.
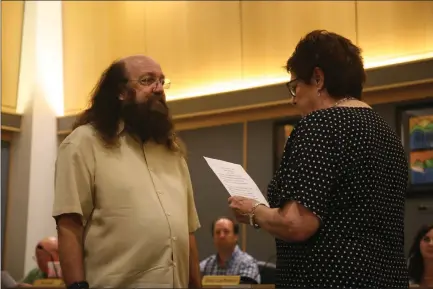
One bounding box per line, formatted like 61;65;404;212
131;77;171;89
285;78;298;97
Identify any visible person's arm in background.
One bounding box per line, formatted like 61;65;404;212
15;268;42;287
52;138;95;287
56;214;85;285
181;158;202;288
189;234;201;288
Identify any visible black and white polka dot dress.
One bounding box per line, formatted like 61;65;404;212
267;107;409;288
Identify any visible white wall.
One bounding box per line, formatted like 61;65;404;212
4;1;64;279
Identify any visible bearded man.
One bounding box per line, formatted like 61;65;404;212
52;55;201;289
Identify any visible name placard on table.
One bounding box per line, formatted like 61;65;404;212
202;275;241;287
33;278;65;287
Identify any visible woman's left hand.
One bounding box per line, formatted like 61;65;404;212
228;196;256;224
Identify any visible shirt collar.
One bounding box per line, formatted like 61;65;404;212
216;244;241;265
232;245;241;257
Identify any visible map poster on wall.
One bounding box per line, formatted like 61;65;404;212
399;104;433;195
409;114;433;185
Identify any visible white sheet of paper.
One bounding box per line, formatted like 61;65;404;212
1;271;17;288
204;157;269;207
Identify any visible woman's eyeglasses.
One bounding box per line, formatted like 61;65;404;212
422;236;433;244
286;79;298;97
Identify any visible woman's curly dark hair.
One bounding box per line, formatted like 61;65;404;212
73;59;184;154
408;224;433;283
286;30;366;99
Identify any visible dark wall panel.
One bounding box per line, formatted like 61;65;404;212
373;103;398;132
245;120;277;263
1;141;11;268
179;124;244;261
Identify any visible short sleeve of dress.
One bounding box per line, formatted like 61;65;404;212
277;113;342;221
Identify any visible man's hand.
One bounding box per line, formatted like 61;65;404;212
56;213;86;286
188;234;201;288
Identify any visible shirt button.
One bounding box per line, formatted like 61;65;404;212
166;212;171;216
157;190;163;195
172;262;177;267
172;237;177;241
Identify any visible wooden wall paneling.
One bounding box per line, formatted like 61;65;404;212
1;1;24;113
1;131;14;142
174;80;433;131
240;1;357;81
143;1;243;100
60;1;433;116
62;1;120;115
241;122;248;251
1;139;13;269
62;1;243;108
174;101;297;131
362;80;433;105
357;1;433;64
109;2;148;60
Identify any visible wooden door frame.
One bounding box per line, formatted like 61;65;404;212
1;130;14;269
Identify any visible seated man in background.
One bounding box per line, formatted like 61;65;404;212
200;217;260;284
18;237;60;286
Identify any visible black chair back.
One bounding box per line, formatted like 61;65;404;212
257;261;276;284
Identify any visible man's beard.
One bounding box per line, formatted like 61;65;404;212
121;91;174;145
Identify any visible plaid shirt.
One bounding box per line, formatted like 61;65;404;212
199;245;261;283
